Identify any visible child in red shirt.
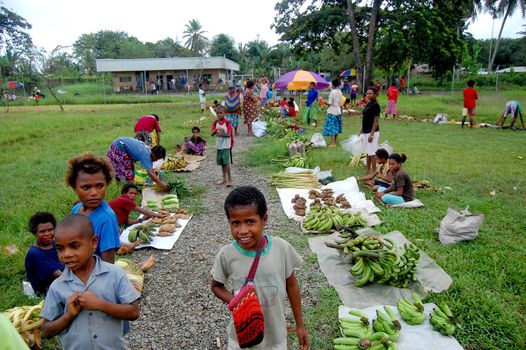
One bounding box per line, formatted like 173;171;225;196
109;184;161;227
288;99;297;118
385;84;399;119
462;80;478;128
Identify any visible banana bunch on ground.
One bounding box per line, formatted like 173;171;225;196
334;310;399;350
160;157;188;171
430;302;456;335
326;235;420;288
397;292;427;325
284;154;306;168
146;199;158;211
303;205;368;232
128;223;156;244
372;306;401;341
3;300;44;348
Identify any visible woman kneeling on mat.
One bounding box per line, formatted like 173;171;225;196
375;153;414;205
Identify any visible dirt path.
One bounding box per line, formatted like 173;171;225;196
123;122;311;349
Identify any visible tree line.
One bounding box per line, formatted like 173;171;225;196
0;4;524;86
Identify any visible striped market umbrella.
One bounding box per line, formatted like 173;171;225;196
273;70;330;91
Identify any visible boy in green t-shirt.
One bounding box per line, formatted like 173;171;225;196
211;186;309;349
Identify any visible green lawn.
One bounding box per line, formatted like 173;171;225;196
1;92;525;350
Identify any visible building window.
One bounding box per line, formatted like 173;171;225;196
119;76;132;83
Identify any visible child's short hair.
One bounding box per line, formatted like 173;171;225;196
214;105;226;114
65;152;113;188
55;214;94;239
288;100;295;107
345;98;351;104
282;97;287;101
467;80;475;87
224;186;267;220
375;148;389;160
121;183;138;194
192;126;200;133
246;80;255;89
199;83;203;88
151;113;159;121
213;100;219;105
29;212;56;234
151;145;166;159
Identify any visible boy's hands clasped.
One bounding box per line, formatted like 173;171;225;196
67;291;105;315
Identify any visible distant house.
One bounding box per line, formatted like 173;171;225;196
95;57;240;93
496;66;526;73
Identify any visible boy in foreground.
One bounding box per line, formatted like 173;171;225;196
41;214;140;349
211;186;309;349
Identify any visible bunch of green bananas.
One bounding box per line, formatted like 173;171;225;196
383;242;420;288
430;302;456;336
128;223;156;244
396;292;427;325
303;205;367;232
334;310;400;350
160;157;188;171
284;154;306;168
372;307;401;342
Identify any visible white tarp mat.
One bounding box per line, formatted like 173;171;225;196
338;305;463;350
120;215;192;250
276;176;381;220
308;230;453;308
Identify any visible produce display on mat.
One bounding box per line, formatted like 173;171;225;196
284;154;306;168
160;157;188;171
430;302;456;335
335;309;400;350
161;194;179;209
397;292;427;325
146;199;158;211
270;170;320;189
291;194;307;216
325;231;420;287
3;300;44;348
303;205;367;232
349;152;367;168
309;189;351;208
128;223;156;243
372;306;401;341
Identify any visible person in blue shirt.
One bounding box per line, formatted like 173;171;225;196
25;212;64;296
66;152;121;264
107;137;168;191
303;82;319;127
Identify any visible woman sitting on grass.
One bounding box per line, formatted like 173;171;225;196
374;153;414;205
357;148;392;189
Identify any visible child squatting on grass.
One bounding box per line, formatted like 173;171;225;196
41;214;140;349
211;186;310;350
66;152;121;264
211;105;234;188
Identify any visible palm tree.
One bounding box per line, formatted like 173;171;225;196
183;19;209;56
485;0;525;71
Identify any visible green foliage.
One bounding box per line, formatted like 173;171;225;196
210;34;240;62
182;19;209;56
0;7;32;51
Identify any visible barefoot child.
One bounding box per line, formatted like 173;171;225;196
211;105;234;187
375;153;414;205
357;148;391;189
41;214;140;348
66;152;121;263
25;212;64;296
211;186;310;350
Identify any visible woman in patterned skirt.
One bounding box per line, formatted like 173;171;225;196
224;85;241;136
242;80;259;136
322;78;343;147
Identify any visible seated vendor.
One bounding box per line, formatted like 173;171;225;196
287;98;297;118
357;93;368;107
357;148;392;189
109;183;162;227
24;212;64;296
375;153;414;205
184;126;207;155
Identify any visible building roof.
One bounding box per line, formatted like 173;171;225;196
496;66;526;73
96;57;240;72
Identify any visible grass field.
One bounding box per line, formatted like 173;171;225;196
0;91;525;350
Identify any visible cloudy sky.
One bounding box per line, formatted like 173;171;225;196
3;0;524;53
